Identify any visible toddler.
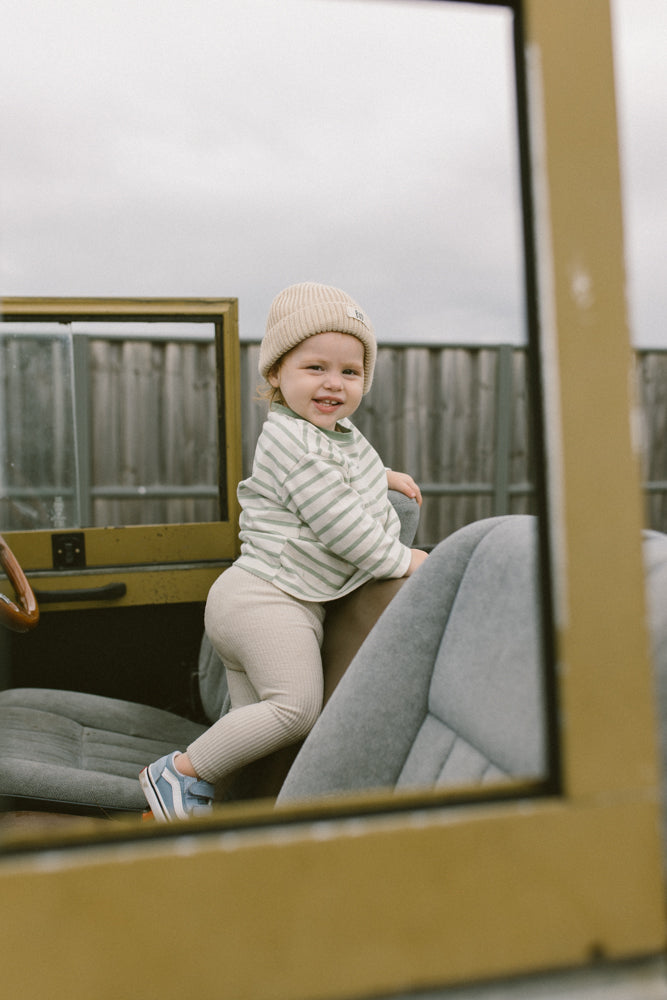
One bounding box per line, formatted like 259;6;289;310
140;282;428;820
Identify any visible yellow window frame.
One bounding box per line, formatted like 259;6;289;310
0;2;664;998
0;297;242;607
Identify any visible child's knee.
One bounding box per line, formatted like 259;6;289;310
282;691;323;741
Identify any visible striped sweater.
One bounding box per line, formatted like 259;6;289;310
235;405;411;601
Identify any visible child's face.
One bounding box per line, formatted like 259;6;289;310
268;332;365;431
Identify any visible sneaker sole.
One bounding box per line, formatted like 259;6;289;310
139;766;171;822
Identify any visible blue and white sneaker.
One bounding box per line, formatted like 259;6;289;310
139;751;214;822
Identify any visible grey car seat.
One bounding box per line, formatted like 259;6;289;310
278;515;667;807
277;515;548;803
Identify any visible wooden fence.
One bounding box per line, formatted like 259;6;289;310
241;342;534;544
2;334;667;547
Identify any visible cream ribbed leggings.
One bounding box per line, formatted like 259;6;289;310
187;565;325;784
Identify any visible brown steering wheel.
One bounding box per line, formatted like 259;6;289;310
0;533;39;632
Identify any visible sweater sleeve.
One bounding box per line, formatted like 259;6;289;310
281;452;411;580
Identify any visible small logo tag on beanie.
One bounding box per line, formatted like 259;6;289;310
346;306;368;327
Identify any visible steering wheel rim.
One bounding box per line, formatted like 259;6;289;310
0;533;39;632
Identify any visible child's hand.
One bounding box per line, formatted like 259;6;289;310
405;548;428;576
386;469;422;506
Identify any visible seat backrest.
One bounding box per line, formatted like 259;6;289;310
397;515;545;788
196;632;229;722
642;528;667;873
277;515;547;803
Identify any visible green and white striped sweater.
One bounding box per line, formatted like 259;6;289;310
236;405;411;601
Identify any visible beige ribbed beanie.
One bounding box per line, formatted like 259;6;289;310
259;282;377;394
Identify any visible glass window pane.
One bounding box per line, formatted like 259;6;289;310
0;321;220;530
0;328;80;531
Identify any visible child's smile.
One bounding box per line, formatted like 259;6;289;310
269;332;365;430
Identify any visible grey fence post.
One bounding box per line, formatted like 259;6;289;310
72;334;92;527
493;344;514;514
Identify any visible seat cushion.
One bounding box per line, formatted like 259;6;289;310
0;688;207;812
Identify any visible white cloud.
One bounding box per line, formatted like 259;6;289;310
0;0;663;346
612;0;667;346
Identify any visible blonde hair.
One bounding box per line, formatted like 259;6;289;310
256;362;284;407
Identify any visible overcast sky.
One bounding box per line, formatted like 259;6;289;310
1;0;664;346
